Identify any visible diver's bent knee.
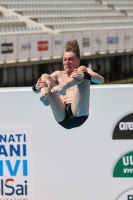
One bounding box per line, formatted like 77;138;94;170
41;73;51;80
78;65;87;72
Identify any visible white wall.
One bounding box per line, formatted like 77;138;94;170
0;85;133;200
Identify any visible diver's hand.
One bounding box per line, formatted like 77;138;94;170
36;78;48;90
70;69;84;80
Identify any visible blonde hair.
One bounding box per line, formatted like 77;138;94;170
64;39;80;59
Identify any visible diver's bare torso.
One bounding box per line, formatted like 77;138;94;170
52;70;76;105
60;87;75;105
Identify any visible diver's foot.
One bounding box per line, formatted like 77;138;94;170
40;93;49;106
51;84;67;96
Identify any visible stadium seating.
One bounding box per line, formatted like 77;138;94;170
126;10;133;16
0;25;43;35
39;16;133;27
101;0;133;17
7;3;109;10
0;0;133;88
102;0;133;4
114;4;133;10
0;0;96;2
0;0;133;33
0;15;19;22
0;5;56;35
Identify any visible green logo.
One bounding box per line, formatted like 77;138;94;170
82;38;90;47
113;151;133;177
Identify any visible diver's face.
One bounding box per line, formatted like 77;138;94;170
63;52;80;73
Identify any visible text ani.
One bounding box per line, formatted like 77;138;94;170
0;134;27;157
0;144;26;157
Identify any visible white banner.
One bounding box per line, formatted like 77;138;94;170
0;29;133;61
40;34;52;58
0;36;6;62
125;29;133;50
18;35;30;60
107;30;118;51
72;33;83;56
52;34;63;57
117;29;125;51
82;32;92;54
4;36;17;61
0;85;133;200
92;30;99;53
62;33;73;50
30;34;41;60
99;30;108;52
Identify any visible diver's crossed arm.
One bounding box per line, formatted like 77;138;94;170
51;68;104;95
32;69;104;96
87;68;104;84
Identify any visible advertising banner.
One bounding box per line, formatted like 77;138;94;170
52;34;63;57
18;35;31;60
98;30;108;52
30;34;41;60
92;30;99;53
0;122;34;200
107;30;118;51
0;36;6;62
3;36;18;61
0;85;133;200
113;151;133;177
72;33;83;55
117;29;125;51
40;34;52;58
82;32;92;54
0;29;133;62
62;33;73;50
112;113;133;139
125;29;133;50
